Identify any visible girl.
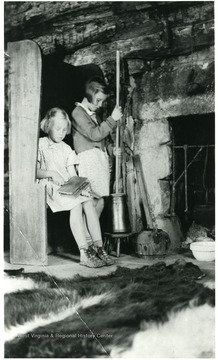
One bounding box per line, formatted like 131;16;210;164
71;77;122;218
37;107;114;267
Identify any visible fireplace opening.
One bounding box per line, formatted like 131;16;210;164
168;113;215;233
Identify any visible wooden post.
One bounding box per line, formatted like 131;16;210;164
115;50;120;194
8;40;47;265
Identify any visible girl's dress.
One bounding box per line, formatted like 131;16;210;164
71;103;117;197
78;147;109;197
37;137;89;213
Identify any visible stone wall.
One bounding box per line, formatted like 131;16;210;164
5;2;214;79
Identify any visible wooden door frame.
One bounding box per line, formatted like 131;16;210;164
8;40;47;265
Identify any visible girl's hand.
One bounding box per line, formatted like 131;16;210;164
50;171;65;186
113;147;122;157
111;105;123;121
81;190;92;198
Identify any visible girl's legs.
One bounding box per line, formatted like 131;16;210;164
82;200;103;247
93;197;105;218
69;204;88;250
83;198;105;246
69;204;104;268
83;200;114;266
83;214;93;247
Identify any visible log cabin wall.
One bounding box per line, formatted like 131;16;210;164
4;2;214;249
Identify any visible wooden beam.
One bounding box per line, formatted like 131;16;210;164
8;40;47;265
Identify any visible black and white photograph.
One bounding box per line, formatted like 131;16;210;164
3;1;215;358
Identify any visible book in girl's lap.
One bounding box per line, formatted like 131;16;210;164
37;107;114;267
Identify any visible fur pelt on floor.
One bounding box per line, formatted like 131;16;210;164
4;259;215;358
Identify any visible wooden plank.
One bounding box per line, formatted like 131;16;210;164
133;155;154;229
8;40;47;265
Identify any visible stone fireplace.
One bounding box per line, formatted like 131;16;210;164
169;113;215;227
124;47;214;248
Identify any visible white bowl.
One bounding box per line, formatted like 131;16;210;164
190;241;215;262
196;236;214;242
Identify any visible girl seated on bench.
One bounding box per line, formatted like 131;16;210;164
37;107;114;267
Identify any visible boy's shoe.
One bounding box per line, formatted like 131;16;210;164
80;248;105;268
96;247;115;266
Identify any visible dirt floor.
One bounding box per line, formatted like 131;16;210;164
4;249;215;287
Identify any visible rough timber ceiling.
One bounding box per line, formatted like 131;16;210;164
4;1;214;60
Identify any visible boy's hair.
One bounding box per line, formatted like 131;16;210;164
85;77;109;103
40;107;71;134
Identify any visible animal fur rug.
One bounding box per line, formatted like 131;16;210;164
4;259;215;358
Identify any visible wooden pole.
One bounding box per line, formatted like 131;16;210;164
115;50;120;194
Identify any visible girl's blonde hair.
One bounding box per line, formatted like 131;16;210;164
40;107;71;134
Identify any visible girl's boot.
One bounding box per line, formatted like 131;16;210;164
80;248;105;268
95;246;115;266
